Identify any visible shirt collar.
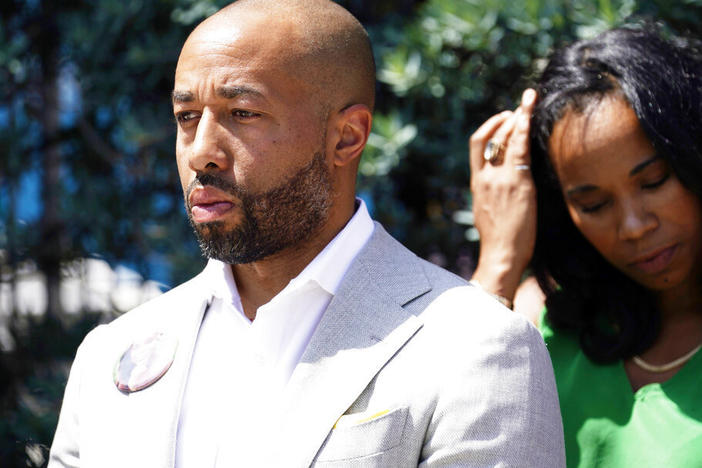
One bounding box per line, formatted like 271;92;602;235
288;198;374;295
201;257;241;307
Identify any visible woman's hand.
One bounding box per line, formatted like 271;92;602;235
469;89;537;303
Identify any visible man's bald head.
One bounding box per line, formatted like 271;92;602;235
173;0;375;267
187;0;375;113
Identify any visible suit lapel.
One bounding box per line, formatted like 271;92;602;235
270;225;431;467
115;277;211;468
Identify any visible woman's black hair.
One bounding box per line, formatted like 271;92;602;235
530;24;702;363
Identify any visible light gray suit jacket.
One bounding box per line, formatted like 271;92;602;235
49;223;565;467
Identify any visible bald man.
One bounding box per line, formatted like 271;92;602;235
49;1;565;467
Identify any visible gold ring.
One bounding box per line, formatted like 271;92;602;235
483;140;506;165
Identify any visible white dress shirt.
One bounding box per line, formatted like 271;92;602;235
176;200;374;467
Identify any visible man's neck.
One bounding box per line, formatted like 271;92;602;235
231;207;354;321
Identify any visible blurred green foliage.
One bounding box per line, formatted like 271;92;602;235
0;313;101;466
1;0;701;465
363;0;702;268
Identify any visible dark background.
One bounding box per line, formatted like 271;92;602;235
1;0;701;465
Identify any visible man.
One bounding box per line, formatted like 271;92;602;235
49;1;565;466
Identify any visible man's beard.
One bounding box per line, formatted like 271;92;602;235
186;151;333;264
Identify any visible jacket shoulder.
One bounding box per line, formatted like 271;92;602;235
78;272;207;348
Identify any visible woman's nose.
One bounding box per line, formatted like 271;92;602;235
617;199;658;241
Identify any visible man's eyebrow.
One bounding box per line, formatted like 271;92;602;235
216;85;264;99
629;155;661;176
171;87;264;104
172;90;194;104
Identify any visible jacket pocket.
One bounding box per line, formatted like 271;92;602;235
314;406;408;462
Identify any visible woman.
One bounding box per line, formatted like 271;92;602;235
469;26;702;467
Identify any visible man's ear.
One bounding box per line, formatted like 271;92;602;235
332;104;372;167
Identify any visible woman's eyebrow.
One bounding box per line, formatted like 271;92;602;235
565;155;662;197
566;184;598;197
629;155;661;177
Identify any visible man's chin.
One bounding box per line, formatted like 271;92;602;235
190;223;260;264
192;220;225;236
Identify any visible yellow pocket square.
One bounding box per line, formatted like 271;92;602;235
333;409;390;429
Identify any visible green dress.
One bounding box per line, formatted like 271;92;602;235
540;317;702;467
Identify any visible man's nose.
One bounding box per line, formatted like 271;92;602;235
617;199;658;241
189;110;230;172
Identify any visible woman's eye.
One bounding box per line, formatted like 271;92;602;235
641;173;670;190
580;201;608;213
579;200;608;213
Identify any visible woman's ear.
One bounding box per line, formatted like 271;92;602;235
332;104;373;167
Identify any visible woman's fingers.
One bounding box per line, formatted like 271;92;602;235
468;89;540;300
469;110;512;171
486;111;519;165
505;89;536;170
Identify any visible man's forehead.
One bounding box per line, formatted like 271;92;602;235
175;14;303;80
172;41;310;111
183;9;299;56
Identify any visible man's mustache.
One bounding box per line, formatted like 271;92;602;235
186;173;246;203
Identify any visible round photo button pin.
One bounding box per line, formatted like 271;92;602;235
114;331;178;393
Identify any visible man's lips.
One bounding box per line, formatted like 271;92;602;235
189;187;236;223
629;244;678;275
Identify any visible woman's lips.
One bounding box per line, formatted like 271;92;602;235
630;245;677;275
190;201;235;223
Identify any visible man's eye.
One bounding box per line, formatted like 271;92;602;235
175;111;198;123
232;109;259;119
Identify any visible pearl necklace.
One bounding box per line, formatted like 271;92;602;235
632;343;702;373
